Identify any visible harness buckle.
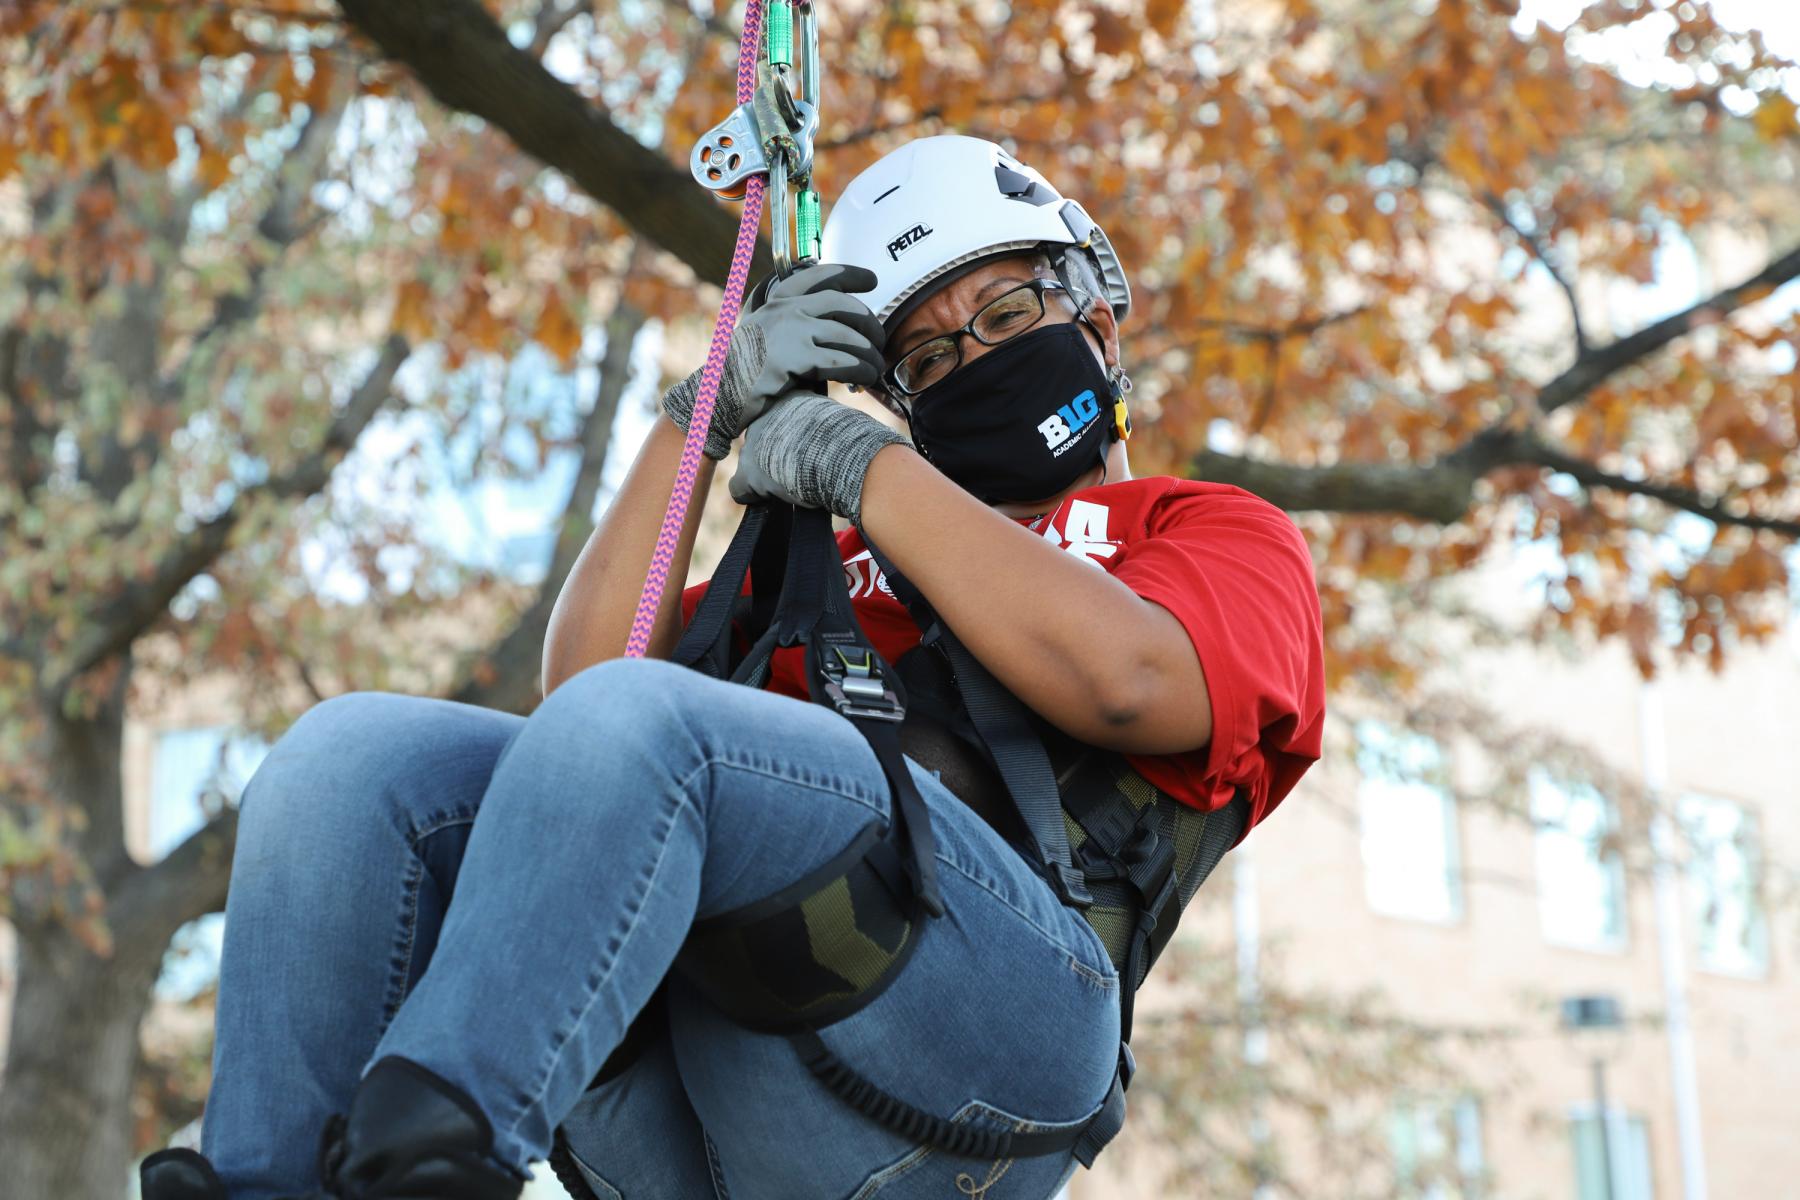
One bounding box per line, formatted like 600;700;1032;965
1048;860;1095;909
819;642;905;723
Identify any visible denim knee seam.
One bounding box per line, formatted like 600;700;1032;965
381;854;426;1029
410;807;482;840
378;809;482;1028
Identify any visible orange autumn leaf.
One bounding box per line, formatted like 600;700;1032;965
391;279;435;343
303;54;336;113
196;145;234;191
1752;94;1797;142
191;9;245;59
533;288;583;366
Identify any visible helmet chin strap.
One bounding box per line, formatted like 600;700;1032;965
1057;253;1133;444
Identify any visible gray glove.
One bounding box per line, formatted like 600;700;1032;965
662;263;885;460
729;391;909;524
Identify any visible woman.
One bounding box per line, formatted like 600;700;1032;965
142;135;1324;1200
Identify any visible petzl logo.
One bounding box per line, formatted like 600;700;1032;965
1037;389;1101;456
886;223;933;261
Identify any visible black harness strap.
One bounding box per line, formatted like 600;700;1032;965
791;1029;1132;1168
670;507;943;1037
672;502;771;678
865;540;1091;908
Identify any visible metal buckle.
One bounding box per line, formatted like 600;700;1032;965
1049;860;1095;909
819;643;905;722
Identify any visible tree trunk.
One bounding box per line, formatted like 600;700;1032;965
0;921;157;1200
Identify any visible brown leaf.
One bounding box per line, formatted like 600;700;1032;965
534;288;583;366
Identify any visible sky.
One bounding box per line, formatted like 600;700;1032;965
1518;0;1800;92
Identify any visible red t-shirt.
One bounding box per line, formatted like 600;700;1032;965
681;477;1325;834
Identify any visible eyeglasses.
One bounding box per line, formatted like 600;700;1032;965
884;278;1073;398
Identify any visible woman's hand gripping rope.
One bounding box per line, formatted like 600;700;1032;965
661;263;887;460
728;390;908;525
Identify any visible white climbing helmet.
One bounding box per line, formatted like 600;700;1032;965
819;134;1132;330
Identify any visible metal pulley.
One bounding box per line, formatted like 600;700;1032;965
690;0;822;271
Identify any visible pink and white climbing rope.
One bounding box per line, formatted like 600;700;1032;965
623;0;769;659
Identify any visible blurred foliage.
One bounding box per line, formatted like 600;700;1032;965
1135;934;1523;1198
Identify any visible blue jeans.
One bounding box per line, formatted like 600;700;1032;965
201;659;1121;1199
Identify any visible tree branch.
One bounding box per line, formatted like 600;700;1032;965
1191;241;1800;534
334;0;767;286
162;99;349;402
1481;190;1587;355
1539;239;1800;415
48;335;411;692
107;807;240;977
451;304;648;713
1190;449;1483;524
1194;425;1800;538
1160;306;1369;357
0;321;60;501
1512;434;1800;537
527;0;587;58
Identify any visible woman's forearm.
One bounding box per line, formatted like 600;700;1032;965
542;420;716;695
857;445;1212;754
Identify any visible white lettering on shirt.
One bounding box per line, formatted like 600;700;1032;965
1060;499;1120;566
841;550;893;600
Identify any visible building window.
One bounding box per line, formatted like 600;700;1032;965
1531;770;1627;952
1678;793;1768;977
1357;721;1462;923
1570;1110;1654;1200
1391;1096;1486;1199
150;726;269;1000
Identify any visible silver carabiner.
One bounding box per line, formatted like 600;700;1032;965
688;0;823;270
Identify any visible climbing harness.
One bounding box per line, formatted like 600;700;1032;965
648;502;1247;1170
585;1;1246;1184
624;0;822;658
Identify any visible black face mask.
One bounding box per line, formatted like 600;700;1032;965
904;322;1117;504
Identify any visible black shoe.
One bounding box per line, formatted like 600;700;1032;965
311;1056;523;1200
140;1148;228;1200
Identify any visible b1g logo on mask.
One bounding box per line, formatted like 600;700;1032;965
1037;389;1101;456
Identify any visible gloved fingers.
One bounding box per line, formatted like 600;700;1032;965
728;454;805;508
806;340;885;388
759;313;883;387
786;295;886;354
766;262;881;301
727;465;764;506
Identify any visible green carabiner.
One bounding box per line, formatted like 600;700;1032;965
767;2;793;70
